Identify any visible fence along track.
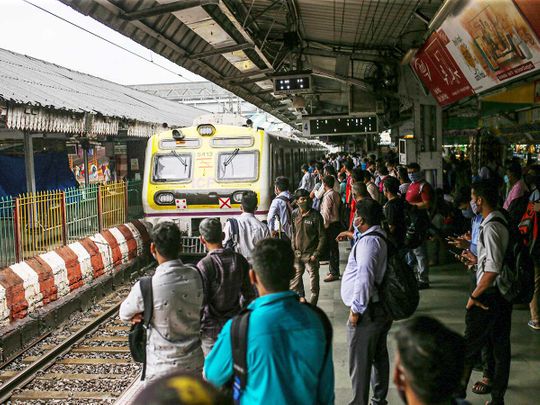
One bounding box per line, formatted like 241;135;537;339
0;293;141;404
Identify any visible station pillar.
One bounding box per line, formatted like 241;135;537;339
23;131;36;193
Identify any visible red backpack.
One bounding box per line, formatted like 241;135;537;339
518;200;539;254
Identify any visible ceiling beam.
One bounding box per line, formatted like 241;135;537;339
224;68;274;81
215;1;274;70
311;66;373;93
189;43;253;59
122;0;219;21
302;47;397;64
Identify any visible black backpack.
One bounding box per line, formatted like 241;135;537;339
403;202;430;249
355;232;419;320
224;218;240;251
230;302;332;404
480;214;535;305
128;276;153;380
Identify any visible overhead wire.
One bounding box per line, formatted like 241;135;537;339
20;0;192;81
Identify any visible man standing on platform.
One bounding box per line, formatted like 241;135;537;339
341;199;392;405
321;175;342;282
119;222;204;380
405;163;433;289
290;189;326;305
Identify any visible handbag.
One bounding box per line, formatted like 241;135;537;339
128;276;153;380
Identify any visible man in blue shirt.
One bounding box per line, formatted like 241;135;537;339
341;199;392;405
267;176;293;240
204;238;335;405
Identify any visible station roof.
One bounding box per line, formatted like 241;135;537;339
0;47;204;137
58;0;443;127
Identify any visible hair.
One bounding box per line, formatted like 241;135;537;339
506;161;522;180
315;162;324;172
338;171;347;181
301;163;309;172
152;222;181;260
133;372;231;405
362;170;373;182
324;164;337;177
351;168;364;183
378;164;389;176
471;180;498;208
356;199;383;226
251;239;295;291
294;188;311;200
397;166;409;183
344;160;354;171
274;176;290;192
199;217;222;244
382;176;400;195
322;174;335;188
454;186;471;208
396;316;465;404
407;162;421;171
241;191;258;213
352;182;369;199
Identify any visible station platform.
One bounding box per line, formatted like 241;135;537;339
321;245;540;405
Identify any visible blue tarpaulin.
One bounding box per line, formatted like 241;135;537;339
0;152;77;197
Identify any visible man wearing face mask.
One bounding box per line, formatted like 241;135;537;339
290;189;326;305
341;199;392;405
457;180;511;405
502;161;529;227
393;316;471;405
119;222;205;380
405;163;433;289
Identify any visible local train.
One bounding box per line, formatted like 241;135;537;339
142;118;328;237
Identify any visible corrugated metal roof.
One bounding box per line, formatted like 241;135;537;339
0;47;205;128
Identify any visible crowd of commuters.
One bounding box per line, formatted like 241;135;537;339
120;149;539;405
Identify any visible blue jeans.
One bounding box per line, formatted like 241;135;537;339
406;243;429;283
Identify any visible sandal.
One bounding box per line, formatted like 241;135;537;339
472;378;492;395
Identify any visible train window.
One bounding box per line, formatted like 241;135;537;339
152;153;192;182
159;139;201;149
211;137;254;148
217;150;259;182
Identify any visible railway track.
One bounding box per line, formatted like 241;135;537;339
0;284;146;404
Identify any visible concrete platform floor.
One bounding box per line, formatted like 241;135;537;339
315;245;540;405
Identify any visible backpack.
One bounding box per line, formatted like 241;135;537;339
354;232;419;320
224;218;240;251
518;200;539;255
128;276;153;380
403;202;430;249
274;195;293;241
480;214;534;305
230;302;332;404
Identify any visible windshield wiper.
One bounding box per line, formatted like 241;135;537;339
171;150;188;172
223;148;240;168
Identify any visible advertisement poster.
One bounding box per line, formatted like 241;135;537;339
439;0;540;93
411;32;474;106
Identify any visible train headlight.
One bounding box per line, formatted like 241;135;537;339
172;129;185;140
232;192;244;203
155;192;175;205
197;124;216;136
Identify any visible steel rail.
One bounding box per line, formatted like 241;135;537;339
0;302;122;403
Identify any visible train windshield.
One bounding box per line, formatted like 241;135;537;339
217;150;258;182
153;153;192;182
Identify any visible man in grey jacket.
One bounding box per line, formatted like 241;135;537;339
120;222;204;381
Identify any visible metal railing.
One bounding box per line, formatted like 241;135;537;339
0;197;16;267
0;180;144;266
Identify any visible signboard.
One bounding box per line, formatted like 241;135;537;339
302;116;378;136
411;32;474;106
440;0;540;93
412;0;540;106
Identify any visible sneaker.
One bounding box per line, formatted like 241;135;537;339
417;281;430;290
528;320;540;331
324;274;340;282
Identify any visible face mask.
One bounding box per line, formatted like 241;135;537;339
361;163;367;170
353;217;363;232
470;199;479;215
462;208;474;219
504;175;510;184
298;201;310;211
408;171;424;183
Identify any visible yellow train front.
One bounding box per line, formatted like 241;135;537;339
142;122;327;241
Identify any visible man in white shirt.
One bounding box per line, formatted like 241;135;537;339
341;199;392;405
267;176;293;240
223;191;270;264
299;163;314;192
458;180;511;405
